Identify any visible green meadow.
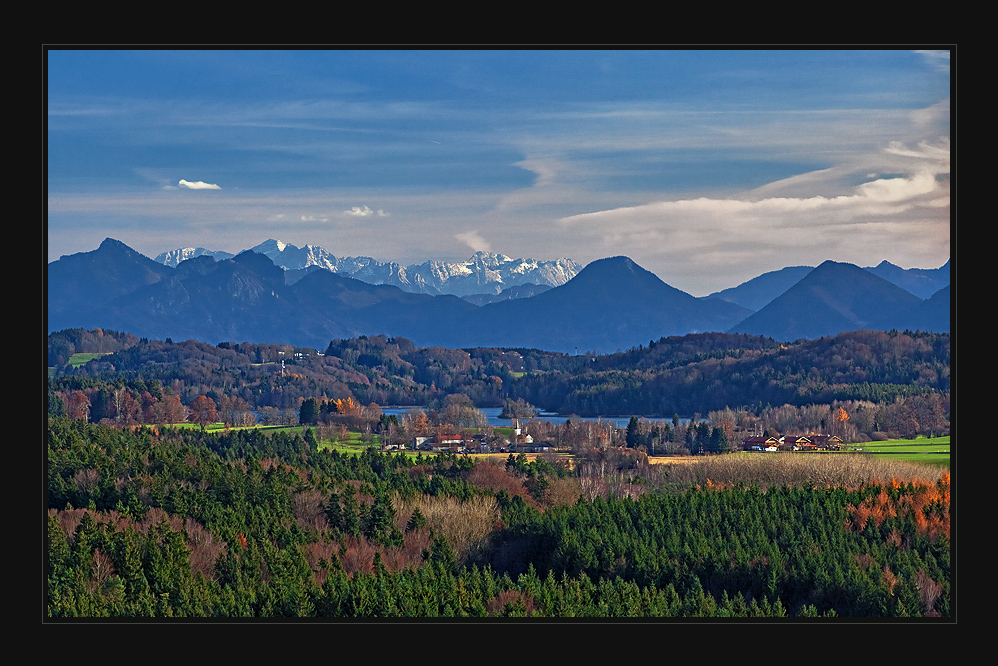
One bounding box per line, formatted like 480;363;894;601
842;436;950;467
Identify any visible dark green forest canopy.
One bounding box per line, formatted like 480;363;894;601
47;416;951;618
49;328;949;417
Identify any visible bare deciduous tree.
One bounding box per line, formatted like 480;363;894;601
90;548;115;587
915;568;944;616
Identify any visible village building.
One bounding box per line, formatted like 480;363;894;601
410;431;492;453
742;434;843;452
509;442;554;453
742;435;780;451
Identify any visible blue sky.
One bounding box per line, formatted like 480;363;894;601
47;48;951;296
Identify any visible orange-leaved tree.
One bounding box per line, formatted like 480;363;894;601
333;397;361;415
189;395;218;432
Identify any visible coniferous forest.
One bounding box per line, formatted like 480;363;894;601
46;328;952;620
47;417;950;618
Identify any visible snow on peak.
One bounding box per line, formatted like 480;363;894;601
154;239;581;296
251;239;287;255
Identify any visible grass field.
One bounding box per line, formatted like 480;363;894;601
842;436;950;466
130;421;952;471
642;436;951;474
168;422;388;456
67;352;106;367
49;353;109;378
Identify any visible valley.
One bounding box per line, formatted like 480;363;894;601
44;47;954;622
45;240;953;620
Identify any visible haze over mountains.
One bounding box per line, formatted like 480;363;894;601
48;238;950;354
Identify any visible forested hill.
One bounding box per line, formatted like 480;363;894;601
517;329;951;417
49;328;949;418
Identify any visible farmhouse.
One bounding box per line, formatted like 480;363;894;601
508;441;554;454
413;433;463;451
411;431;491;453
781;435;812;451
742;436;780;451
742;434;843;451
809;434;843;450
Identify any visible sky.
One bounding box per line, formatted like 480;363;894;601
46;48;952;296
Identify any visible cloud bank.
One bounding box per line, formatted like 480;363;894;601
556;139;950;295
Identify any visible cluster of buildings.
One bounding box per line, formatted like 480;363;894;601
382;416;846;456
742;434;843;452
387;419;554;454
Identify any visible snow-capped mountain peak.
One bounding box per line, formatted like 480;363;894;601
154;247;235;267
154;240;581;297
249;239;289;260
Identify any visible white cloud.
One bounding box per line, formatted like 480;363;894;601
915;50;951;72
178;179;221;190
455;230;492;254
344;205;387;217
559;170;946;236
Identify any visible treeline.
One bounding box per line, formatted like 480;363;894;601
47;328;142;365
512;330;950;417
49;329;950;419
47;416;949;618
49;328;950;441
48;331;519;411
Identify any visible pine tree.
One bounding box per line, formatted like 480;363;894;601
709;426;728;454
625;416;640;448
406;507;426;533
299;398;320;425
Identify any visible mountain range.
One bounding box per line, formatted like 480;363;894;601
705;259;951;308
155;239;582;298
727;261;950;342
48;238;950;354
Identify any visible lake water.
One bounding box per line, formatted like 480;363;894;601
379;406;702;429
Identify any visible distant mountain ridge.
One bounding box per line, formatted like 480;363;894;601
158;238;949;306
706;260;949;310
431;256;755;352
728;260;950;341
155;239;581;298
50;239;950;353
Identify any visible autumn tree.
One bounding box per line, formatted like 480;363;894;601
500;398;537;419
831;405;850;436
161;393;187;425
139;391;159;424
189;395;218;432
333;397;361;416
441;394;487;429
113;387;140;426
404;410;431;437
66;390;91;421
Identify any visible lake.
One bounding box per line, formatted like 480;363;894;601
379;406;703;429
